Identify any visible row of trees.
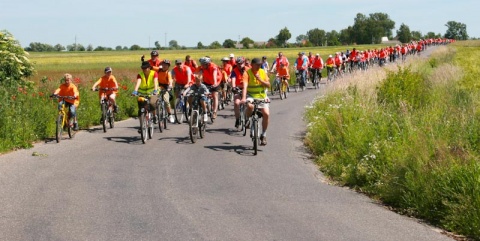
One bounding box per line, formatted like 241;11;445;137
23;12;471;52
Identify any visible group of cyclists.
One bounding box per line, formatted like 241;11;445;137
51;37;453;144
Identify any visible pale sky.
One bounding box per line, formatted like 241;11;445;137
1;0;477;48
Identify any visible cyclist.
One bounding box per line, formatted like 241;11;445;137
157;60;175;123
132;61;159;131
172;59;193;101
52;73;80;131
270;52;290;91
245;58;270;146
325;55;335;81
294;52;308;89
141;50;162;72
184;55;198;73
91;67;119;115
184;75;209;122
220;57;233;105
197;57;220;120
311;53;324;84
334;52;343;76
230;57;249;128
228;53;236;67
260;56;269;72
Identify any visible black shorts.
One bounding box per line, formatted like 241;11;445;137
205;84;220;92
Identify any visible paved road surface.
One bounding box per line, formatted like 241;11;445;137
0;59;452;240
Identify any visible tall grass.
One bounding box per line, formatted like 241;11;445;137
305;41;480;239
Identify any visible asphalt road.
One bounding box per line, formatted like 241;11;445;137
0;67;452;240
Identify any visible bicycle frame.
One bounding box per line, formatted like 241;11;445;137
52;95;75;143
248;99;266;155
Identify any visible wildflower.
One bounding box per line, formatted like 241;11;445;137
122;85;128;91
74;77;81;84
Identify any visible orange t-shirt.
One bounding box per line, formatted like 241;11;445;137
54;83;80;107
157;70;172;85
93;75;118;98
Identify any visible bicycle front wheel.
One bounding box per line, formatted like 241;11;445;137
68;118;74;139
109;110;115;128
189;110;198;143
156;102;163;133
252;119;258;155
55;114;63;143
101;103;107;132
147;113;154;139
139;112;147;144
173;98;184;124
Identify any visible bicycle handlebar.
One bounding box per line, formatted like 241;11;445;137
50;94;77;100
94;87;118;92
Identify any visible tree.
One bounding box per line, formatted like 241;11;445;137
154;41;161;49
266;38;277;48
24;42;55;52
67;43;85;51
411;31;423;40
306;28;326;46
326;30;341;46
209;41;222;49
396;23;412;43
54;44;65;51
222;39;236;48
115;45;122;51
295;34;308;45
0;30;35;87
444;21;468;40
424;32;440;39
169;40;179;49
86;44;93;51
130;44;142;50
339;27;353;45
197;42;204;49
367;12;395;41
240;37;254;49
351;12;395;44
276;27;291;47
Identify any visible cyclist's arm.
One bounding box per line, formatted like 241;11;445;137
133;77;142;92
112;76;119;91
91;78;101;90
154;76;159;93
241;75;248;102
186;68;192;88
213;68;218;86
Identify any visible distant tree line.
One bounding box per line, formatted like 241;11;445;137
23;12;471;52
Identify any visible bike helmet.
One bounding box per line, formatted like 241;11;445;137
221;57;229;62
151;50;159;56
204;57;211;64
162;59;171;65
235;57;244;64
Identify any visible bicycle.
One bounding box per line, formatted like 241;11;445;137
247;99;268;155
135;94;154;144
51;95;77;143
94;87;116;132
156;88;171;132
173;87;189;124
311;69;321;89
206;92;215;123
187;92;206;143
232;87;247;135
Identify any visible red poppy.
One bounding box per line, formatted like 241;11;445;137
74;77;81;84
122;85;128;91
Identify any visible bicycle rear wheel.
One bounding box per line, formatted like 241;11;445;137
55;114;63;143
139;112;147;144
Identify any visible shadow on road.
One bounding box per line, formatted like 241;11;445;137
204;142;259;156
157;136;192;144
104;136;144;145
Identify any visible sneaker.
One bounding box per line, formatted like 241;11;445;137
169;114;175;123
245;119;250;129
73;122;79;131
203;113;208;122
137;128;142;134
260;135;267;146
153;116;158;124
234;118;240;128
